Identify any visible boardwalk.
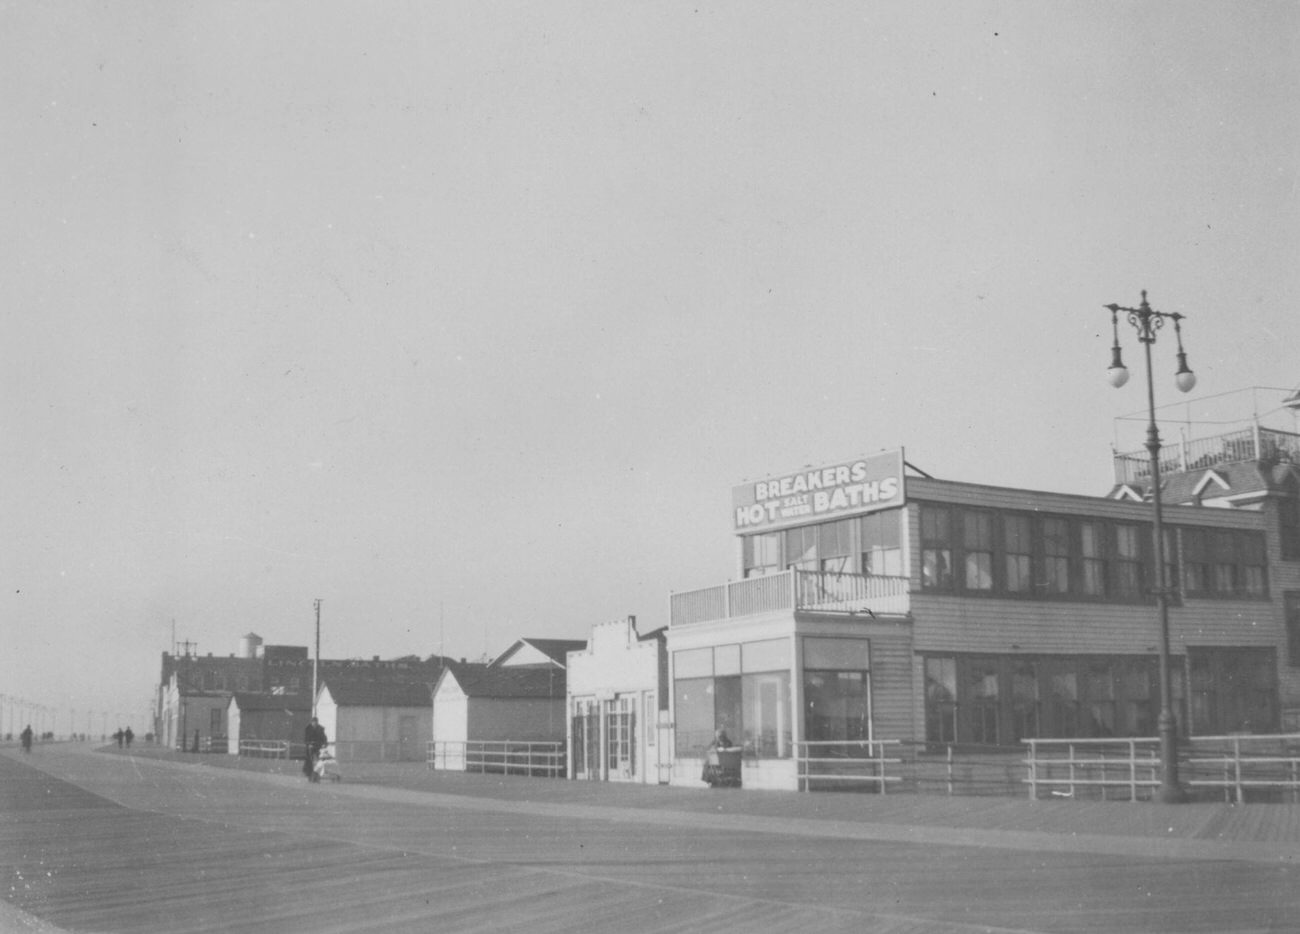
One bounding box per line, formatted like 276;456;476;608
2;744;1297;933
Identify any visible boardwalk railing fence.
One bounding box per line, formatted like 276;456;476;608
427;740;566;778
1024;733;1300;803
239;739;291;758
795;740;902;793
332;740;420;763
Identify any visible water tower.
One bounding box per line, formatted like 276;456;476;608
239;632;263;660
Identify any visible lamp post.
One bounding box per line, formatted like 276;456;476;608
1105;290;1195;804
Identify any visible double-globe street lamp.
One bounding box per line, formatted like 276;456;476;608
1105;289;1196;804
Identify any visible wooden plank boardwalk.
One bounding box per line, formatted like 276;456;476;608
2;745;1298;933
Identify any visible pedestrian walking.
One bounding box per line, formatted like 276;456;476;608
20;724;33;754
303;717;327;782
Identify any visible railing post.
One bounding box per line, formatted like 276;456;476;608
1234;735;1243;805
1128;739;1137;803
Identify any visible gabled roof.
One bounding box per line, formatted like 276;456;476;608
322;679;435;707
489;637;587;668
1108;459;1297;508
437;663;566;699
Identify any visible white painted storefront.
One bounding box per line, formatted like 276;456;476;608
566;617;667;784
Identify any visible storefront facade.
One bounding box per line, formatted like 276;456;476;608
567;616;667;783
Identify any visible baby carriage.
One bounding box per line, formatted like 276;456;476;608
313;744;343;783
702;745;742;788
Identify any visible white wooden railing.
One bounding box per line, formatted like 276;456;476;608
795;739;902;794
427;740;566;778
1024;733;1300;803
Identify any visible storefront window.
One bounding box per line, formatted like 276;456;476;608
742;672;790;757
965;659;999;745
1010;659;1039;741
925;657;956;744
673;676;715;756
673;640;793;759
804;670;870;743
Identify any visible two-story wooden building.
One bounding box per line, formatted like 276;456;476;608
667;417;1300;791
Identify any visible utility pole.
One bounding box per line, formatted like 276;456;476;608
313;599;322;718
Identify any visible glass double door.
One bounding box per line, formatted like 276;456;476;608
571;696;638;781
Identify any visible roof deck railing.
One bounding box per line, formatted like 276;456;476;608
670;569;910;627
1113;425;1300;486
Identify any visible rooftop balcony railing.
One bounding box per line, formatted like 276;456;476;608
1113;425;1300;485
670;569;910;628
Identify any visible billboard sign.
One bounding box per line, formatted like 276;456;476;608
732;449;905;532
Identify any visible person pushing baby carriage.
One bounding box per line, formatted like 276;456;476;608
701;727;742;788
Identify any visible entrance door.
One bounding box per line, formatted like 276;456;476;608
606;695;636;781
571;699;599;780
398;715;417;761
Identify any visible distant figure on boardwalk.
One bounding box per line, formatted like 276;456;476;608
20;724;33;753
124;727;134;748
303;717;327;782
114;728;124;748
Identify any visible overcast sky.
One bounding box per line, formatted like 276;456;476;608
3;2;1298;732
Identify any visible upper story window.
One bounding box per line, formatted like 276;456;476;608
921;502;1153;603
1079;522;1105;596
742;533;781;578
861;511;902;576
921;505;954;590
740;510;905;579
962;511;994;591
1003;514;1033;594
785;526;818;571
1181;528;1267;598
1041;518;1071;595
1112;523;1143;597
819;519;853;574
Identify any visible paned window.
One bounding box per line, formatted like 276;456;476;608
1010;659;1040;741
1182;529;1211;594
1079;522;1105;596
1083;659;1115;737
925;657;957;744
861;510;902;576
785;526;818;571
1240;533;1267;596
803;670;871;743
1003;514;1032;593
743;533;781;578
921;505;953;590
1182;528;1267;597
819;519;853;575
965;659;1000;745
1041;518;1070;594
962;511;994;591
1113;523;1143;597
